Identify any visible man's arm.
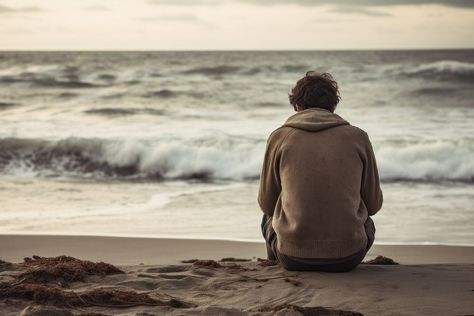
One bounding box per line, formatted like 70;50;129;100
361;134;383;216
258;131;282;216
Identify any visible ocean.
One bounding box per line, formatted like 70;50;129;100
0;50;473;245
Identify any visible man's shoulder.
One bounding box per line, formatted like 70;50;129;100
318;121;368;144
342;124;369;139
264;126;296;152
266;123;370;144
267;126;295;142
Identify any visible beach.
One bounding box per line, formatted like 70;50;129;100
1;0;473;313
1;235;473;316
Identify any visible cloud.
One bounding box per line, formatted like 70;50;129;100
146;0;474;9
84;5;109;11
238;0;474;9
137;13;201;22
148;0;222;5
137;13;215;26
329;6;392;17
0;4;42;13
137;13;215;28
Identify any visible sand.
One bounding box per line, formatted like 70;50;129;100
1;235;473;316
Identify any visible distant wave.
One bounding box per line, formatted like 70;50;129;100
0;137;472;183
96;74;116;81
142;89;206;100
0;65;113;89
0;102;19;109
409;87;457;96
179;64;310;77
84;107;165;117
177;61;474;81
394;60;474;81
0;75;106;88
3;60;472;90
182;65;242;76
143;89;177;98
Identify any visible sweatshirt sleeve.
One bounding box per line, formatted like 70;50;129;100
258;131;282;216
361;134;383;216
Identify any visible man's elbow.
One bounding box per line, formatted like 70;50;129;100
368;189;383;216
257;196;274;216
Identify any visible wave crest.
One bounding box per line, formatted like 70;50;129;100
0;137;264;181
396;60;474;81
0;137;472;183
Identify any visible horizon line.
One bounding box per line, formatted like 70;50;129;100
0;47;473;53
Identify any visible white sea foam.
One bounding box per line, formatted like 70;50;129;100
378;139;474;182
1;136;473;182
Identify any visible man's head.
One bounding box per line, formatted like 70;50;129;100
288;71;340;113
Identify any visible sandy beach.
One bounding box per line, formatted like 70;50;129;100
1;235;473;316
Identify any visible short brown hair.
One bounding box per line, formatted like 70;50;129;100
288;71;340;112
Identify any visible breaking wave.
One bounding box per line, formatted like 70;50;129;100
0;137;472;183
0;137;264;181
378;139;474;183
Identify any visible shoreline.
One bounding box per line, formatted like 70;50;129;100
1;234;473;265
3;232;474;247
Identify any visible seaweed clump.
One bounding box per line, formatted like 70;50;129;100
0;283;191;308
18;255;124;284
257;304;364;316
257;258;279;267
219;257;251;262
0;259;15;272
192;260;222;268
0;255;193;310
362;256;399;265
183;258;251;272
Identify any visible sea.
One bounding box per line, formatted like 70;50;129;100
0;50;473;246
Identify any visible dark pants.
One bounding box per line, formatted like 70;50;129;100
261;214;375;272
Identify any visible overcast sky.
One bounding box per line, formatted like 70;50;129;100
0;0;473;50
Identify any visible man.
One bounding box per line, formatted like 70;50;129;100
258;71;383;272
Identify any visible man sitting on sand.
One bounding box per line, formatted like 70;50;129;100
259;71;383;272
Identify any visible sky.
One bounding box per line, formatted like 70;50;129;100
0;0;473;50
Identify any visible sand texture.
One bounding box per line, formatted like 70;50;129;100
0;255;473;315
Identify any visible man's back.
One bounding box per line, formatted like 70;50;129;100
259;107;382;259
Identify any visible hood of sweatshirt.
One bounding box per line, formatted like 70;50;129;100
283;108;349;132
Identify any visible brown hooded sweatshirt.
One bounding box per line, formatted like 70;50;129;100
258;108;383;259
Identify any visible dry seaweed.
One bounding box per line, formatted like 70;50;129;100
0;256;194;311
0;259;14;271
18;256;124;284
190;260;253;272
257;304;364;316
219;257;251;262
192;260;222;268
181;259;198;264
362;256;399;265
257;258;279;267
227;263;254;272
0;283;192;308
